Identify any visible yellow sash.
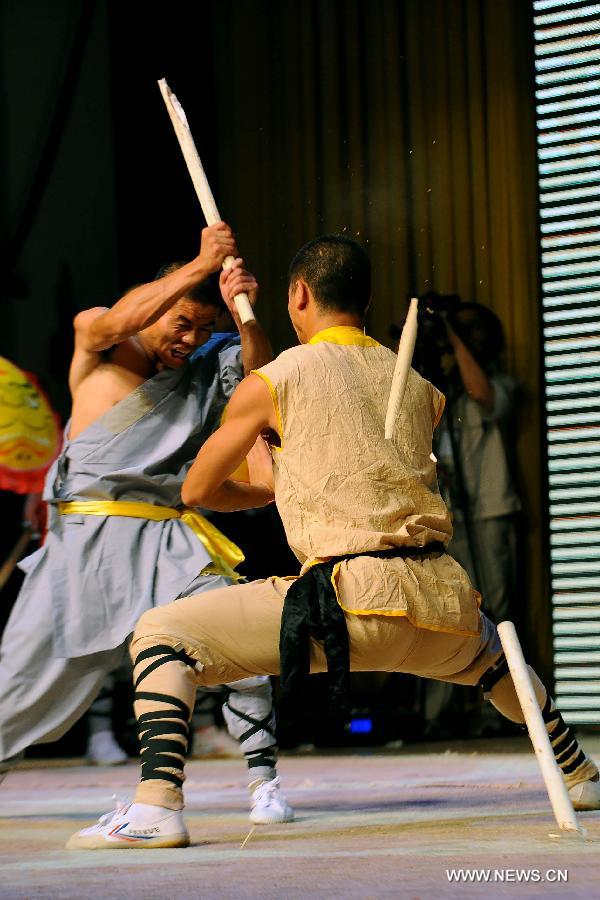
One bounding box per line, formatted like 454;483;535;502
57;500;244;582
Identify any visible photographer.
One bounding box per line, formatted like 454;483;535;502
413;299;522;736
436;303;521;623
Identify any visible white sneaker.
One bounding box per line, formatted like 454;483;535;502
87;730;128;766
190;725;243;759
569;778;600;811
249;776;294;825
66;800;190;849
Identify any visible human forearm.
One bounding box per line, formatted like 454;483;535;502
448;330;494;411
239;320;273;374
194;479;274;512
90;259;211;347
181;375;276;509
80;223;237;351
219;261;272;371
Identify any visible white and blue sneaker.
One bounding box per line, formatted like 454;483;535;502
66;799;189;849
249;777;294;825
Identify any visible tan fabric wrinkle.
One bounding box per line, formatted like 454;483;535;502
255;341;478;634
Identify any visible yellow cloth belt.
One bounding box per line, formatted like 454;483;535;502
57;500;244;582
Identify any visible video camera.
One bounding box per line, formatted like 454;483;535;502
389;292;461;389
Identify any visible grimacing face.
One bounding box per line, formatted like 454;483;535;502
148;298;218;368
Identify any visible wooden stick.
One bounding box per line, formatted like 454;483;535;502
240;825;256;849
157;79;255;325
497;621;584;835
385;297;418;439
0;529;32;591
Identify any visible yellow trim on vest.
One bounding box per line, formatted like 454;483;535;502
252;329;378;451
57;500;244;582
329;561;481;638
308;326;380;347
250;370;284;451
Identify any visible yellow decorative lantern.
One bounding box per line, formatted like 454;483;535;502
0;357;61;493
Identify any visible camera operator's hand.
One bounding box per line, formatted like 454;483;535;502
444;315;494;412
434;309;458;342
439;311;454;336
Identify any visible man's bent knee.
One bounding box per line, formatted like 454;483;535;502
130;606;179;663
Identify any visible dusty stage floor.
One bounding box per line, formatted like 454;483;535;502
1;737;600;899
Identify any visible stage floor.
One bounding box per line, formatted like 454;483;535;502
2;737;600;899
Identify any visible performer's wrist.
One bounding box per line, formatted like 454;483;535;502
187;257;212;282
238;316;260;334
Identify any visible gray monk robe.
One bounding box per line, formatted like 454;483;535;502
36;353;241;659
0;340;248;761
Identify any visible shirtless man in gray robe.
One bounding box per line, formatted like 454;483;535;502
0;222;293;824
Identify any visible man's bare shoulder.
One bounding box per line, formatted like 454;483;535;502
68;330;153;439
70;321;150;387
69;307;110;393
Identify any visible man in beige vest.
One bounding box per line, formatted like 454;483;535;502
68;235;600;849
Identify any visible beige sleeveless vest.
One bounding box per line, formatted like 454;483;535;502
255;326;481;637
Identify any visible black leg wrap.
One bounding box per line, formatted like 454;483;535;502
541;694;586;777
222;690;277;776
138;698;189;787
244;748;277;770
134;645;197;786
222;689;276;746
479;654;510;698
134;644;197;689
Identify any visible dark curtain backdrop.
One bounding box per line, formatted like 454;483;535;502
1;0;118;414
204;0;548;674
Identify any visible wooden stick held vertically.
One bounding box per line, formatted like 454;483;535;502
385;297;419;439
498;621;584;835
158;78;255;325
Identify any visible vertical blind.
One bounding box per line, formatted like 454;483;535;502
534;0;600;723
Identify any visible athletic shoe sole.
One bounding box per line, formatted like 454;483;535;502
66;832;190;850
249;810;295;825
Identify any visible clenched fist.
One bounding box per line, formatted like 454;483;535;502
219;259;259;328
197;222;238;274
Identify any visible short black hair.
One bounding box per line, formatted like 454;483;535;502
288;235;371;316
154;261;223;309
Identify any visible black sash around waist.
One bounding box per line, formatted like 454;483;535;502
278;542;446;723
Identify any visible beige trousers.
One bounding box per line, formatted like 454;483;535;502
132;575;503;686
130;576;509;808
131;576;598;809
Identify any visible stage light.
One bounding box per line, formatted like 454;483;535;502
349;718;373;734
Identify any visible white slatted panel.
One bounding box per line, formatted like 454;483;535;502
535;0;600;724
